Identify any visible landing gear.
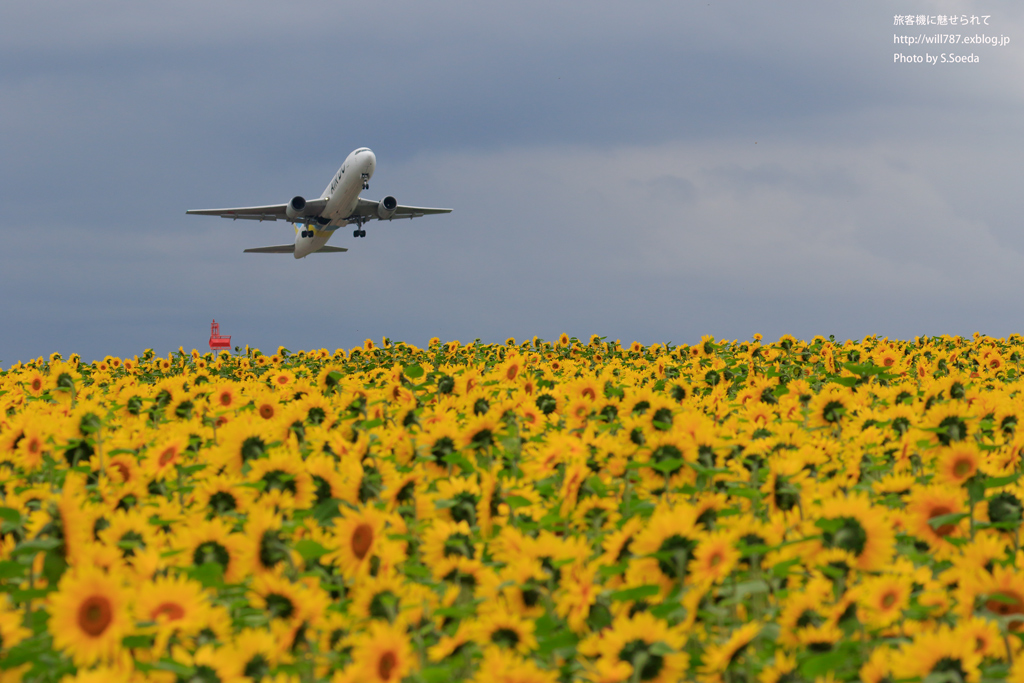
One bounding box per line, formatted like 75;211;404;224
363;182;369;190
361;173;369;190
301;230;309;238
352;229;366;238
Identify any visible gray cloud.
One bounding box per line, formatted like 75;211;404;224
2;0;1024;361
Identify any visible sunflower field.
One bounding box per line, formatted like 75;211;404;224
4;333;1024;682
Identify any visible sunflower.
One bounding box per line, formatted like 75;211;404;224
699;621;761;680
250;571;328;637
811;493;894;572
349;571;416;624
0;600;31;654
213;416;277;473
135;574;212;648
48;565;132;665
345;620;416;683
578;611;688;683
890;624;982;683
330;505;391;578
806;387;852;429
978;564;1024;631
12;416;48;471
689;530;740;586
628;505;701;590
97;507;160;565
224;626;293;683
421;519;479;574
246;450;315;511
857;573;911;628
175;517;250;583
904;484;968;550
144;430;191;481
210;382;242;411
473;602;539;655
935;442;982;487
190;474;256;518
243;505;296;577
553;561;600;633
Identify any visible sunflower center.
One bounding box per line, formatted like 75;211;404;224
932;657;968;680
151;602;185;621
491;628;521;648
78;595;113;637
259;404;275;419
989;492;1023;525
985;590;1024;629
820;400;846;424
821;516;867;556
953;458;973;478
443;533;475;560
31;378;42;391
655;534;697;580
244;654;270;682
193;541;231;569
208;491;237;515
928;506;957;536
112;462;131;482
265;593;295;620
378;651;398;681
219;391;233;406
618;640;664;681
158;447;178;467
351;523;374;559
880;592;897;609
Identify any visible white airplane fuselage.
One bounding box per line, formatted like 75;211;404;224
294;148;376;259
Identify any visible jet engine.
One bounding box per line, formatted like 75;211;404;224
377;196;398;220
285;196;307;220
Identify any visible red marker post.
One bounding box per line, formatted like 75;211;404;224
209;320;232;352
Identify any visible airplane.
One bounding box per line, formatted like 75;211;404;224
186;148;451;259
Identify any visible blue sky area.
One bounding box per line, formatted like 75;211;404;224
2;1;1023;361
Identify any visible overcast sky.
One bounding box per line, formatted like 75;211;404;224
2;1;1023;362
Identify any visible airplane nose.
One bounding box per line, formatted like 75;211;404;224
365;150;376;176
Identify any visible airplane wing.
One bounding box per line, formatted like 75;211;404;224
351;198;452;221
243;245;348;254
187;198;329;222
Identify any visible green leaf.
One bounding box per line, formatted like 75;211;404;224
536;629;579;657
420;664;461;683
927;512;969;530
310;498;343;525
503;495;533;510
41;549;67;586
442;452;476;474
123;634;156;648
404;364;424;379
0;508;21;524
152;659;195;677
800;649;848;678
294;540;329;562
608;584;660;602
985;473;1023;489
0;561;25;580
188;562;224;588
648;641;676;656
11;588;50;602
842;361;890;377
10;538;61;558
650;458;685;475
